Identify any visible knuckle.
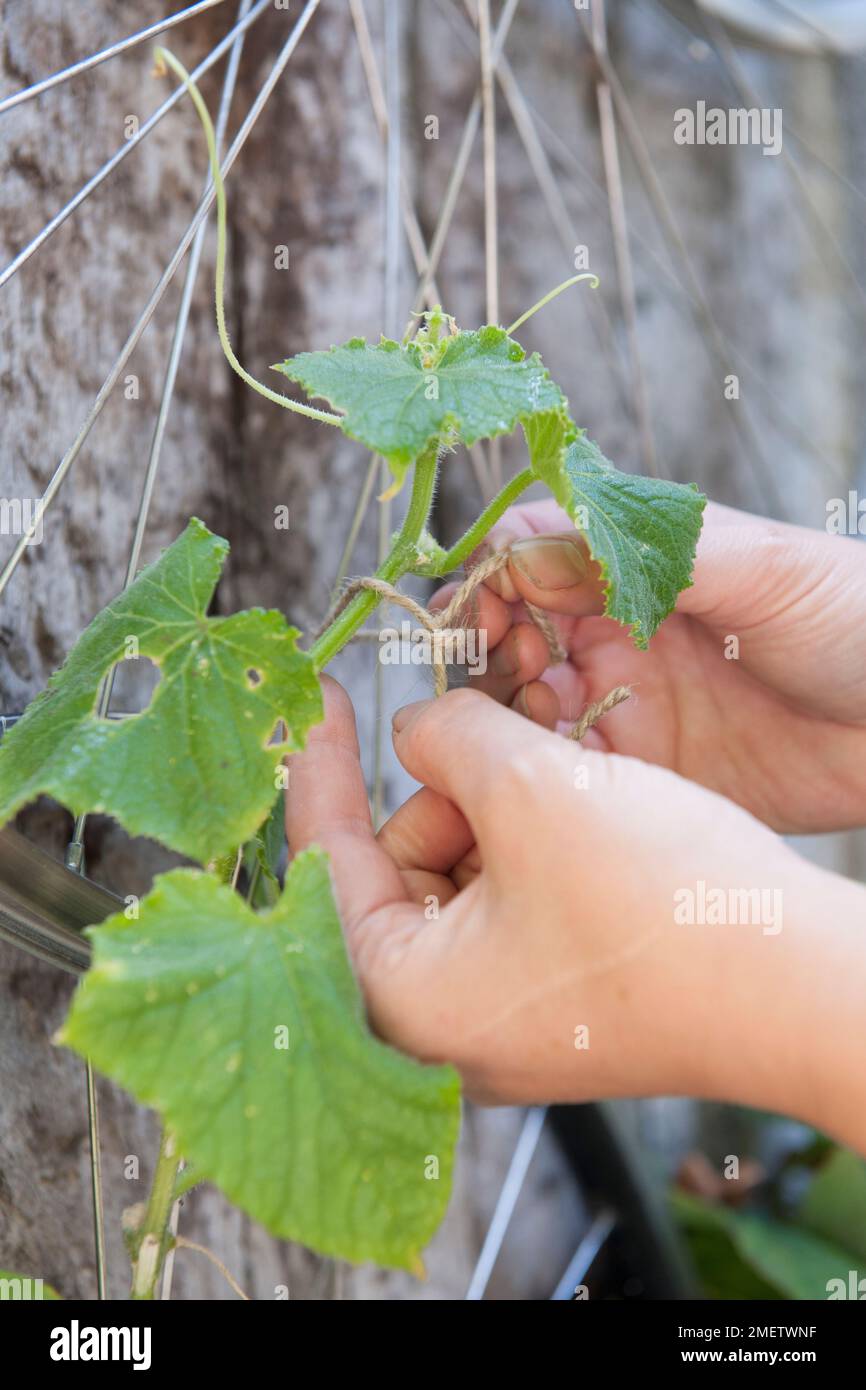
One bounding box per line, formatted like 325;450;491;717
487;738;563;807
410;687;483;747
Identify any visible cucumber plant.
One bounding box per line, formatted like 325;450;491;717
0;50;705;1298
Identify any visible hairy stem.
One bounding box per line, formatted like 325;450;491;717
425;467;535;575
131;1127;181;1300
506;273;599;336
309;449;439;670
154;46;342;428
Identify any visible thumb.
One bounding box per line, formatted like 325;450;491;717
486;532;608;618
285;676;408;941
391;688;561;846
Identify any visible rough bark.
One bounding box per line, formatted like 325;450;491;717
0;0;863;1300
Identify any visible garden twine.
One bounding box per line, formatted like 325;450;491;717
320;547;631;740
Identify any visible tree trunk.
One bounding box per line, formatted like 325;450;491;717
1;0;862;1299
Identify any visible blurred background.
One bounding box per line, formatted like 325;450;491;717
1;0;864;1299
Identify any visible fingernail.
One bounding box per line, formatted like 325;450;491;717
510;535;586;590
477;531;518;599
491;630;520;676
392;699;431;734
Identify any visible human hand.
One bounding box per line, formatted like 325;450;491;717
435;499;866;833
286;678;866;1152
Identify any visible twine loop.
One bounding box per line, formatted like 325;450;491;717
319;546;631;739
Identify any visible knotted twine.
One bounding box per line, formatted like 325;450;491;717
318;547;632;741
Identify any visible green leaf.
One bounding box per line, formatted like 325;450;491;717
59;850;461;1271
530;434;706;648
672;1191;858;1300
274;326;567;488
795;1148;866;1265
242;794;285;908
0;519;322;864
401;527;450;580
0;1271;61;1300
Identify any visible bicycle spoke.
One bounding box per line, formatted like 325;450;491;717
349;0;503;510
589;0;657;476
349;0;443;306
0;0;271;292
550;1208;616;1300
699;10;866;312
371;0;404;834
439;0;634;438
0;0;229;116
67;0;255;879
412;0;521;314
0;0;323;600
575;10;784;514
465;1106;547;1300
85;1060;108;1300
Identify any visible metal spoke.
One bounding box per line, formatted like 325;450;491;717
66;0;255;876
125;0;254;589
438;0;632;422
477;0;499;328
349;0;443;307
575;9;784;514
412;0;521;500
0;0;322;599
698;10;866;312
651;1;866;204
465;1105;547;1300
762;0;863;51
550;1208;616;1300
0;827;121;973
350;0;497;504
477;0;502;490
589;0;657;476
330;454;381;599
412;0;521;314
85;1060;108;1299
372;0;403;833
527;99;849;489
0;0;271;293
0;0;228;116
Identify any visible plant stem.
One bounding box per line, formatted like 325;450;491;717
506;272;599;336
131;1127;181;1300
426;466;535;575
154;46;342;428
309;449;439;671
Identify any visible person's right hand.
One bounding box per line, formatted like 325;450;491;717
285;678;866;1155
435;500;866;833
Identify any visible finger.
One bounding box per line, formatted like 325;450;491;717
428;575;512;649
377;785;474;875
471;498;585;604
487;497;574;544
673;500;797;624
391;687;556;839
511;679;560;729
498;533;608;615
470;619;551;705
285;676;408;937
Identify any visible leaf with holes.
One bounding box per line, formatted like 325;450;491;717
0;518;322;863
59;850;461;1271
273;326;568;489
529;432;706;647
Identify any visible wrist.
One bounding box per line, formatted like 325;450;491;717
686;852;866;1152
786;861;866;1153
